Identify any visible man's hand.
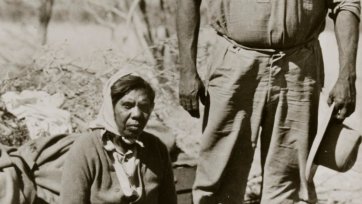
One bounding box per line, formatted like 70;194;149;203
179;73;205;118
328;75;356;121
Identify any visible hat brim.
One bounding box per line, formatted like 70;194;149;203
305;103;335;182
306;103;361;182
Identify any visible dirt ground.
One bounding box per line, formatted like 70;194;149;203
1;21;362;203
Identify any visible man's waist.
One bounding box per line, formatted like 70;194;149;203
218;33;319;55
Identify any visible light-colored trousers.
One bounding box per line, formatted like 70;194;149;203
193;35;324;204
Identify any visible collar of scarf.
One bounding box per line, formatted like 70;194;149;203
103;132;143;201
102;132;144;157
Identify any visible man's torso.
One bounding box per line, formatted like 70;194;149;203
206;0;329;49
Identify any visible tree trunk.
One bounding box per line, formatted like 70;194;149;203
38;0;54;45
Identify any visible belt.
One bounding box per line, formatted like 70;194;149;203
220;33;318;55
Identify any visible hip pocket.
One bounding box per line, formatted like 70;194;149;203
204;40;229;92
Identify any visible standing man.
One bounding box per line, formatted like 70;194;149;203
176;1;360;204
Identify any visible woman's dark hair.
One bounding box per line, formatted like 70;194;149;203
110;74;155;106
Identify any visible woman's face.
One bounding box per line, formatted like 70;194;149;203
113;89;153;141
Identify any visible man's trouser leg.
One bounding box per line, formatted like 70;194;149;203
259;41;323;204
192;35;270;204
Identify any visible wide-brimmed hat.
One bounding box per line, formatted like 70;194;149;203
306;103;361;182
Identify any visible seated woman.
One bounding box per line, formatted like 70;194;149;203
60;70;177;204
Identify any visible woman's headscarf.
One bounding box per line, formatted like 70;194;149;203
89;69;141;137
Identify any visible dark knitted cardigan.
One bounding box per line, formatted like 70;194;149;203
60;130;177;204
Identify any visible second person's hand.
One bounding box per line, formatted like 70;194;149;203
179;72;205;118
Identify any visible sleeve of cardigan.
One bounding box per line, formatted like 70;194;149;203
60;135;92;204
158;141;177;204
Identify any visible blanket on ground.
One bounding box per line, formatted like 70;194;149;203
0;134;77;204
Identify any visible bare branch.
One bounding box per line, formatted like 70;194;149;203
126;0;141;28
87;0;128;19
84;3;116;30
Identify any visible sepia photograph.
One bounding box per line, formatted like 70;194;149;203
0;0;361;203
